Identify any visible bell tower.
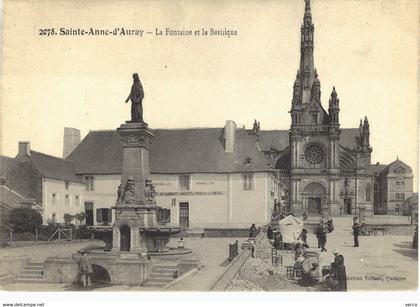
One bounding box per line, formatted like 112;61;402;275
288;0;341;217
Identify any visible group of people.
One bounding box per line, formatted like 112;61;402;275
292;241;347;291
316;218;334;252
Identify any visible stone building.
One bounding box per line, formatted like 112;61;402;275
65;121;278;228
1;142;85;224
251;0;415;217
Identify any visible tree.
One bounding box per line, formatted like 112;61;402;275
8;207;42;233
63;214;75;226
75;212;86;225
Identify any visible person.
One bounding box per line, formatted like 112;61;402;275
330;250;347;291
327;218;334;233
273;231;282;250
267;225;274;240
249;223;257;238
125;73;145;123
301;263;321;286
353;221;361;247
74;250;93;288
353;215;359;225
300;228;309;248
316;220;322;248
413;225;418;249
318;220;328;252
294;242;305;261
177;237;185;249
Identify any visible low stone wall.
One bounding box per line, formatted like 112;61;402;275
364;224;415;236
207;232;264;291
44;252;150;286
203;228;249;238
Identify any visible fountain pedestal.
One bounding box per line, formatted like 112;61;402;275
111;122;158;255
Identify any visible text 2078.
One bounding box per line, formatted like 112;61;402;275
39;28;56;36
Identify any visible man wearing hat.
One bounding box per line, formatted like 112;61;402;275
76;250;93;288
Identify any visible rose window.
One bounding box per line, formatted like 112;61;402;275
305;144;324;164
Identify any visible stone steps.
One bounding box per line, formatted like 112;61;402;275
143;263;178;288
15;262;45;283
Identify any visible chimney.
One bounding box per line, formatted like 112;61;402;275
224;120;236;153
18;141;31;155
63;127;81;158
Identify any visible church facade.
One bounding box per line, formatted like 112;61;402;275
257;0;414;218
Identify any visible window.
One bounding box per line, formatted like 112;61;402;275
50;213;57;223
84;176;94;191
395;204;400;215
96;208;112;225
401;193;405;200
365;184;371;202
243;173;254;191
401;181;405;187
396;193;400;200
179;175;190;191
396;181;400;186
65;181;69;190
311;114;318;124
65;194;70;206
75;195;80;206
51;193;57;205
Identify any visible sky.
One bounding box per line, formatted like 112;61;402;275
1;0;418;189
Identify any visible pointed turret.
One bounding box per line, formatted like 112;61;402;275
328;86;340;126
310;69;321;102
362;116;370;147
291;71;302;125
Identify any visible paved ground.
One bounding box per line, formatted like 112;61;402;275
303;217;417;291
1;218;417;291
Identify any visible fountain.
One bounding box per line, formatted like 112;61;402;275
44;74;196;286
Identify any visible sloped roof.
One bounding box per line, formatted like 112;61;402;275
0;185;35;209
380;159;413;177
67;128;272;174
30;151;81;182
0;156;13;174
258;130;289;152
257;128;360;152
368;163;388;174
339;129;361;149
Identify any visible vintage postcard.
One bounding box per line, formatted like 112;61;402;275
0;0;418;305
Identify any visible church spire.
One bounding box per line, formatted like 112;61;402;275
304;0;312;22
299;0;315;105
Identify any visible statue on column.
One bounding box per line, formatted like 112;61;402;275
125;73;145;123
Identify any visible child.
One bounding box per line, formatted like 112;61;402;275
177;237;185;248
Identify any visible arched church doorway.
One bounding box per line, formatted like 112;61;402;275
91;264;111;284
303;183;326;215
120;225;131;252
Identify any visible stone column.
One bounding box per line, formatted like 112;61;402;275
117;123;154;204
111;122;157;255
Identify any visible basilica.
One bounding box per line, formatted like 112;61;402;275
259;0;414;217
